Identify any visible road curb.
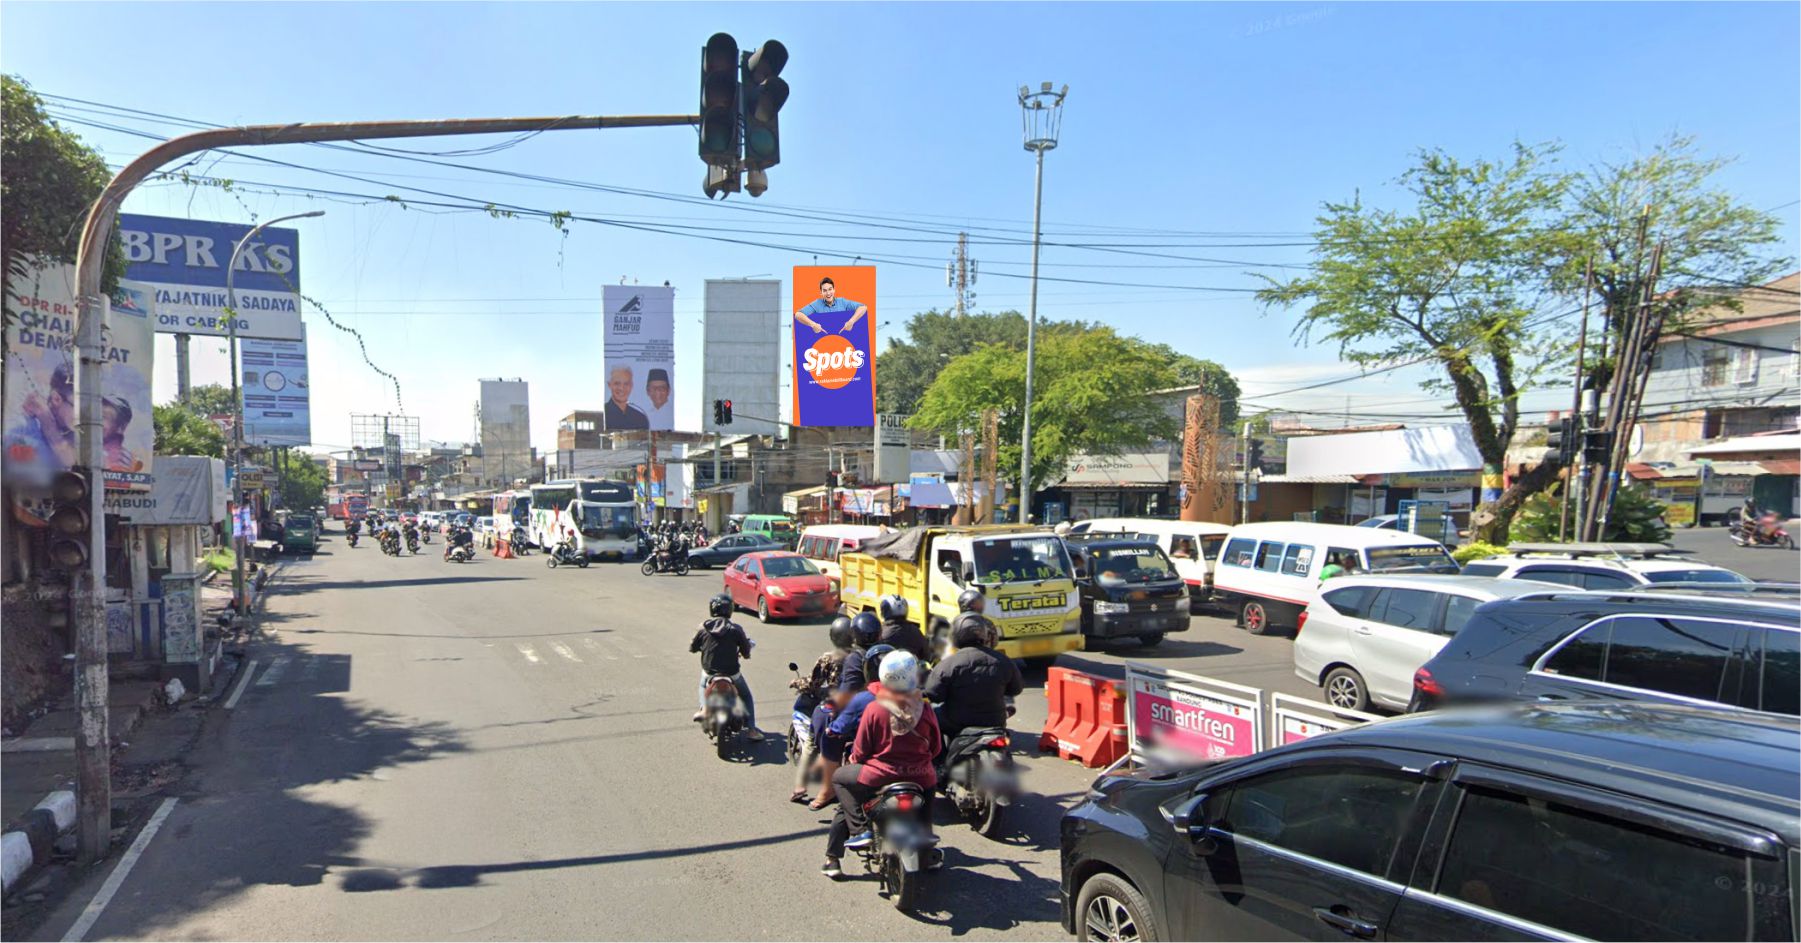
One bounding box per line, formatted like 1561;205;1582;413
1;789;76;895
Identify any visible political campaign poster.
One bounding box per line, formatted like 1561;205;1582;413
601;284;675;432
119;214;304;340
3;262;155;497
791;266;876;427
241;327;312;446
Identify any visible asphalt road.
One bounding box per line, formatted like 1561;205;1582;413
28;527;1322;942
1667;525;1800;583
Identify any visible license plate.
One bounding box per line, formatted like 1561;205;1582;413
1020;637;1062;657
1006;618;1064;637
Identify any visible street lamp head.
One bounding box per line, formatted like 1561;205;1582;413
1018;81;1068;153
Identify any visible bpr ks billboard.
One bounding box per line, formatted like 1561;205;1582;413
119;214;304;340
601;285;674;431
791;266;876;427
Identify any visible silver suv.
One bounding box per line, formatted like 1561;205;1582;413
1461;542;1747;590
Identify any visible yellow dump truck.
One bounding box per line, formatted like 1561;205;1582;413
838;525;1084;662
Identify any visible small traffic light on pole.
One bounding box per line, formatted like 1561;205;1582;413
1547;416;1576;466
46;470;92;571
699;32;740;197
741;40;788;182
713;398;734;426
1247;438;1265;471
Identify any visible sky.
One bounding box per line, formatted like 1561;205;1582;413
4;1;1797;455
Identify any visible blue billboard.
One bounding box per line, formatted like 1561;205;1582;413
118;214;305;340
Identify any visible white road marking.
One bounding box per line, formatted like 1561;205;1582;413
62;797;178;942
550;642;583;663
255;655;291;687
581;637;617;660
514;643;541;664
298;655;322;682
223;659;259;709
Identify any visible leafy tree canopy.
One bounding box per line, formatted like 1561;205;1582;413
1;75;125;312
152;403;227;459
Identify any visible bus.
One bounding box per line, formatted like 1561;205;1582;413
530;479;639;559
493;490;533;546
328;492;369;521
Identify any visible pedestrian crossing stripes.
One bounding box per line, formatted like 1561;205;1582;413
549;642;583;663
255;656;291;687
502;634;664;667
514;643;542;664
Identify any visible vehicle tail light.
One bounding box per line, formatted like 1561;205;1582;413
1296;609;1309;636
987;735;1010;749
1413;667;1443;697
895;794;915;812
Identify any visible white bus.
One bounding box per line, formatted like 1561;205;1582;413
530;479;639;559
493;490;533;546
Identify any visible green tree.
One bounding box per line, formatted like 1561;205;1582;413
152;403;227;458
184;383;239;417
1;75;126;313
279;453;328;510
909;326;1181;491
1512;484;1670;543
1258;143;1570;542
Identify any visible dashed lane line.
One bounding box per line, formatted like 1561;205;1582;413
514;643;541;664
223;659;259;709
254;655;291;687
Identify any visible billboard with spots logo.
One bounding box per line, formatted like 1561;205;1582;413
791;266;876;427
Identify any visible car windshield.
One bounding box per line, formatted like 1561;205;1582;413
972;536;1069;584
1364;544;1459;574
1089;546;1176;584
768;520;796;535
578;504;636;536
761;556;818;578
1643;568;1750;584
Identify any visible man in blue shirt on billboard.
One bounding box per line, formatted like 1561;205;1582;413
795;277;868;335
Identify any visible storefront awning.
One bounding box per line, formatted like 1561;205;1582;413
1259;473;1360;485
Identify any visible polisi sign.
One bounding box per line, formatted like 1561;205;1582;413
119;214;305;340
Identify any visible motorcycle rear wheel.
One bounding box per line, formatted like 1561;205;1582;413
577;557;590;568
885;856;920;912
972;793;1004;837
715;734;730;760
547;556;558;568
675;560;690;576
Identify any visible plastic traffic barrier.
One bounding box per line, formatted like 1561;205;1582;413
1039;667;1129;768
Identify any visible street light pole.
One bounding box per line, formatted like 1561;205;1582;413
1016;83;1067;525
226;210;324;619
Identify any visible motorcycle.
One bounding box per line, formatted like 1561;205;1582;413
347;531;359;548
509;532;532;557
420;528;431;545
381;533;402;557
854;782;940;912
640;545;690;576
939;726;1019;837
405;532;420;554
545;538;590;569
446;541;474;564
1730;515;1795;550
786;662;819;769
701;674;746;759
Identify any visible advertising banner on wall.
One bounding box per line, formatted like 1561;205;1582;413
791;266;876;427
241;327;312;446
119;214;304;340
3;263;156;496
602;285;675;431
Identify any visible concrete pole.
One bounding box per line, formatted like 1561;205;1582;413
174;333;191;403
1017;147;1045;524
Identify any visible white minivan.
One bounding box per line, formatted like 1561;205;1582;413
796;524;887;584
1211;521;1459;634
1067;518;1232;610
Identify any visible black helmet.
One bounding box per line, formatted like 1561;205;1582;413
851;611;882;647
828;616;855;651
708;594;733;618
957;588;986;614
863;643;897;683
878;594;909;622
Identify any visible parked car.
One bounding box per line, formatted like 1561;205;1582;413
1212;522;1459;635
1061;701;1800;942
723;551;839;622
1412;585;1799;716
1067;518;1232;611
1064;537;1191;648
1292;574;1559;712
1460;541;1748;589
687;533;787;568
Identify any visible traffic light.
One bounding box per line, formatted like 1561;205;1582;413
699;32;740;195
827;470;840;488
1547;416;1576;466
46;470;91;571
1582;429;1614;464
713;398;733;426
740;40;788;175
1247;438;1265;471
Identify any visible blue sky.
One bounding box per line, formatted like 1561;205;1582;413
5;1;1797;453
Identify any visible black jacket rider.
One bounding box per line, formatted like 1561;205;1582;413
879;618;931;662
924;642;1023;736
690;617;752;677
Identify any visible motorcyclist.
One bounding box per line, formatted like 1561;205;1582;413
1741;498;1760;532
444;524;474;560
840;612;883;693
813;640;887;812
821;649;942;879
791;616;855;804
949;588;1000;649
877;594;931;662
924;617;1024;776
690;594;763;741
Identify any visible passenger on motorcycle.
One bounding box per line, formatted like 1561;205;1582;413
822;649;941;879
791;616;854;804
814;640;888;812
924;618;1024;775
949;588;1000;649
690;595;763;741
444;525;474;560
877;594;931;662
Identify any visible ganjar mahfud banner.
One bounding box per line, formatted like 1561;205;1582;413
601;284;675;432
791;266;876;427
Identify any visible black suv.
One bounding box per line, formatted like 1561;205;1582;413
1060;702;1800;941
1064;538;1191;648
1411;587;1799;716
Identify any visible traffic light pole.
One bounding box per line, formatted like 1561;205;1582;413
68;109;697;865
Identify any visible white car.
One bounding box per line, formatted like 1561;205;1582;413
1293;574;1560;712
1459;542;1748;590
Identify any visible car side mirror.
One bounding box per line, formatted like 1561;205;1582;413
1170;793;1220;854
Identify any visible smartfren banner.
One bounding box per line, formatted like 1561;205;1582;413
791;266;877;427
601;284;675;432
119;213;304;340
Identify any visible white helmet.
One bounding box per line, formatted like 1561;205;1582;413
878;650;921;694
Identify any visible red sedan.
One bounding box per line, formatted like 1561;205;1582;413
723;551;839;623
